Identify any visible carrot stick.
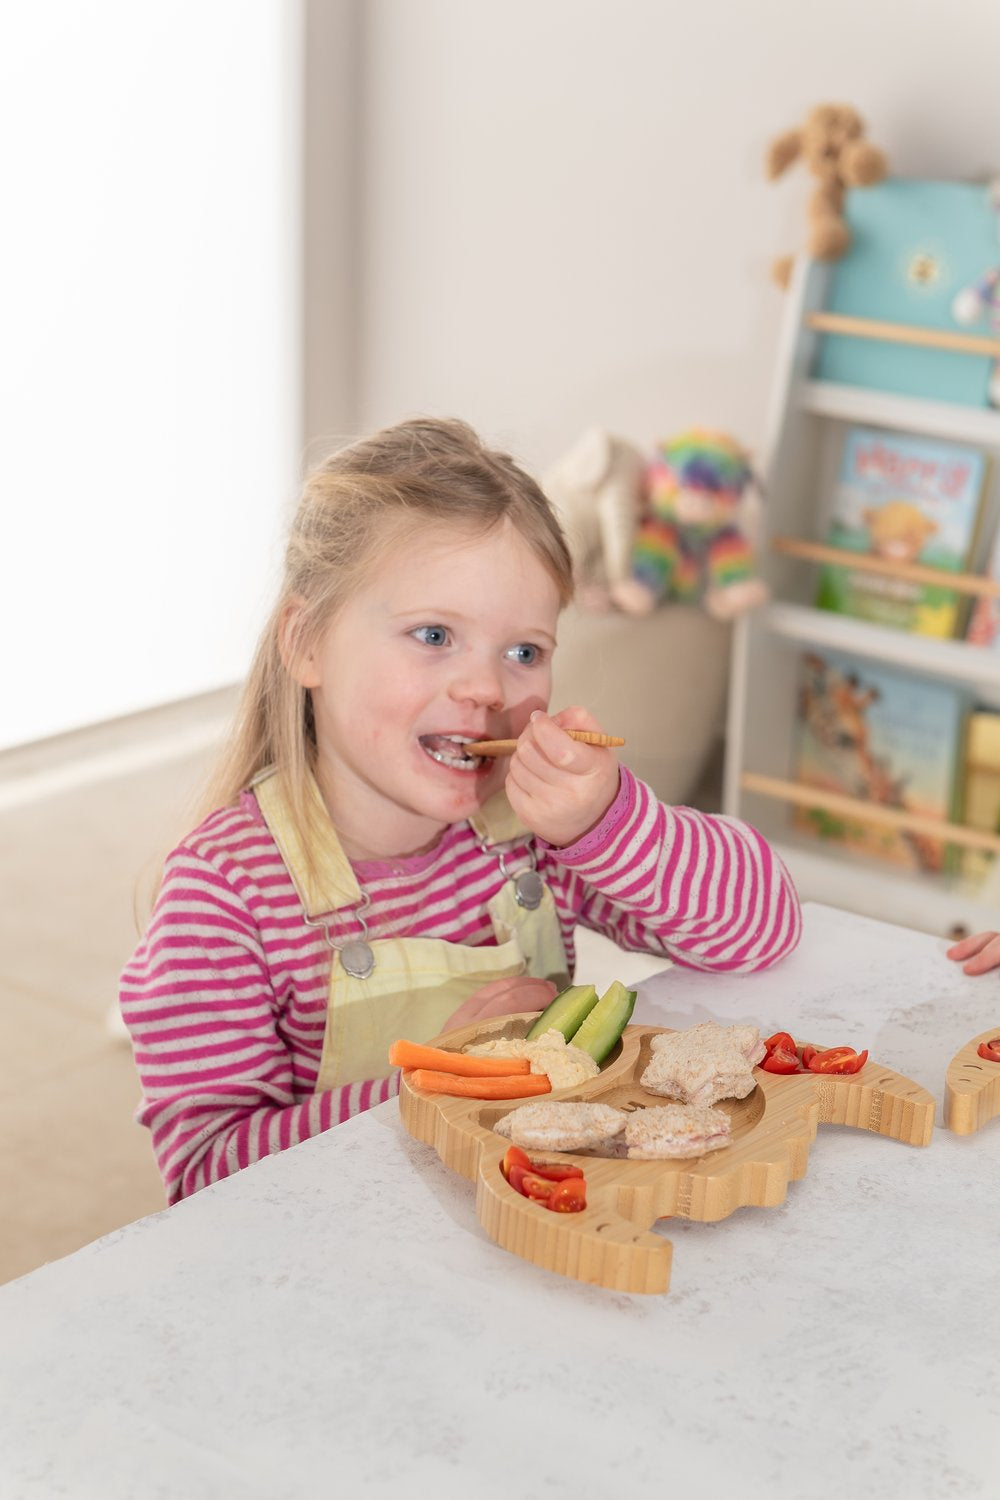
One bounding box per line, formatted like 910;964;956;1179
388;1039;531;1076
409;1069;552;1099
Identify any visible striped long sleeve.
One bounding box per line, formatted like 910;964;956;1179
547;768;801;972
120;774;799;1202
120;805;400;1203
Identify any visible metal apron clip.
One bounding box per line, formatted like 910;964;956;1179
486;838;546;911
304;892;376;980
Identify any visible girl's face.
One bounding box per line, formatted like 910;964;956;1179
295;520;561;860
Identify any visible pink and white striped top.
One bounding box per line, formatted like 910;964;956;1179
120;767;800;1202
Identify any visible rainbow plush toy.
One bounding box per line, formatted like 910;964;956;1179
611;429;769;621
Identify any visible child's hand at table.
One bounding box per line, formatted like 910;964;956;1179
505;708;621;848
946;930;1000;975
442;976;557;1033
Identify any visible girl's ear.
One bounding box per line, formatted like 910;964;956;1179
278;599;321;688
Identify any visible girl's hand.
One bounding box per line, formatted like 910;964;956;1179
441;976;557;1033
505;707;620;848
946;930;1000;975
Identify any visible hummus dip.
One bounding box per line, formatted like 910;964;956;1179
464;1028;600;1089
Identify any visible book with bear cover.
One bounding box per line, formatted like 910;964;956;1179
816;425;989;638
792;648;969;873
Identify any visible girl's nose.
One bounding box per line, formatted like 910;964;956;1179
448;652;504;710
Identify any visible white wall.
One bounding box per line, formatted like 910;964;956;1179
0;2;305;749
6;0;999;750
356;0;1000;472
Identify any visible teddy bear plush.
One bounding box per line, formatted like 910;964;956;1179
541;428;646;609
766;102;888;288
610;429;769;622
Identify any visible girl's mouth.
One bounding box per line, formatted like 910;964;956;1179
417;734;487;774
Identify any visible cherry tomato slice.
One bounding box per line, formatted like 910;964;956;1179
523;1161;585;1181
501;1145;531;1180
546;1177;587;1213
760;1045;800;1073
520;1171;558;1202
507;1163;530;1195
977;1038;1000;1063
807;1046;868;1075
800;1045;818;1067
764;1031;795;1055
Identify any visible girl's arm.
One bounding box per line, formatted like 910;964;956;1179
120;849;395;1203
545;766;802;973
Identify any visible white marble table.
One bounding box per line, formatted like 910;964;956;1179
2;903;998;1500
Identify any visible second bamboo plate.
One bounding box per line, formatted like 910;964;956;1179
398;1014;935;1296
944;1028;1000;1135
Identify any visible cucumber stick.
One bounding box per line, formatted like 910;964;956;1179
567;980;636;1064
526;983;599;1042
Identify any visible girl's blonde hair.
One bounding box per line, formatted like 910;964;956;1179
196;416;574;855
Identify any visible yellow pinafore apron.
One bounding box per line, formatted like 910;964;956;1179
253;771;570;1092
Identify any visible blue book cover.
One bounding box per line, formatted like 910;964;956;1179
813;179;998;406
816;425;988;637
793;649;969;872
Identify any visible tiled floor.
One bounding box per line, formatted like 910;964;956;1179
1;699;723;1287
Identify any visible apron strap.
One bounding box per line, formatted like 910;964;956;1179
468;789;532;848
252;768;363;916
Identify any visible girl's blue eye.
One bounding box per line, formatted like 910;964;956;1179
506;643;539;666
412;625;449;647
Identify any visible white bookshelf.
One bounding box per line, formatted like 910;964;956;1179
762;602;1000;700
797;379;1000;448
724;256;1000;939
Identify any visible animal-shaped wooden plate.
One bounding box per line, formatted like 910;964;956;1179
944;1028;1000;1134
398;1014;935;1295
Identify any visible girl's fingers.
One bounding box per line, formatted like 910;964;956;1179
512;737;565;785
947;931;997;960
548;705;603;735
507;749;564;799
524;710;610;773
963;939;1000;975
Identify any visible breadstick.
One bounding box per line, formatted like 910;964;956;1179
464;731;625;756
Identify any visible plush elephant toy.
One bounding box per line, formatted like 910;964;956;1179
541;428;646;610
611;429;769;622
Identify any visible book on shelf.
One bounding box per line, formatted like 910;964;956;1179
815;424;989;638
958;709;1000;888
965;527;1000;647
813;178;999;407
791;648;969;873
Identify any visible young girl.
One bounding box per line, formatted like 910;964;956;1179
121;417;802;1203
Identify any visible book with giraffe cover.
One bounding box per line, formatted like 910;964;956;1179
816;425;989;638
965;526;1000;648
792;648;969;872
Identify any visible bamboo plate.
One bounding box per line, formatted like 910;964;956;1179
944;1028;1000;1135
398;1014;935;1295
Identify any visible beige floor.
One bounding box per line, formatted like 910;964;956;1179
0;705;722;1288
0;705;231;1286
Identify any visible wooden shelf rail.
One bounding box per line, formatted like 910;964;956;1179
771;536;1000;600
805;311;1000;360
740;772;1000;856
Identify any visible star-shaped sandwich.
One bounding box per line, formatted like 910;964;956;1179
640;1023;766;1106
